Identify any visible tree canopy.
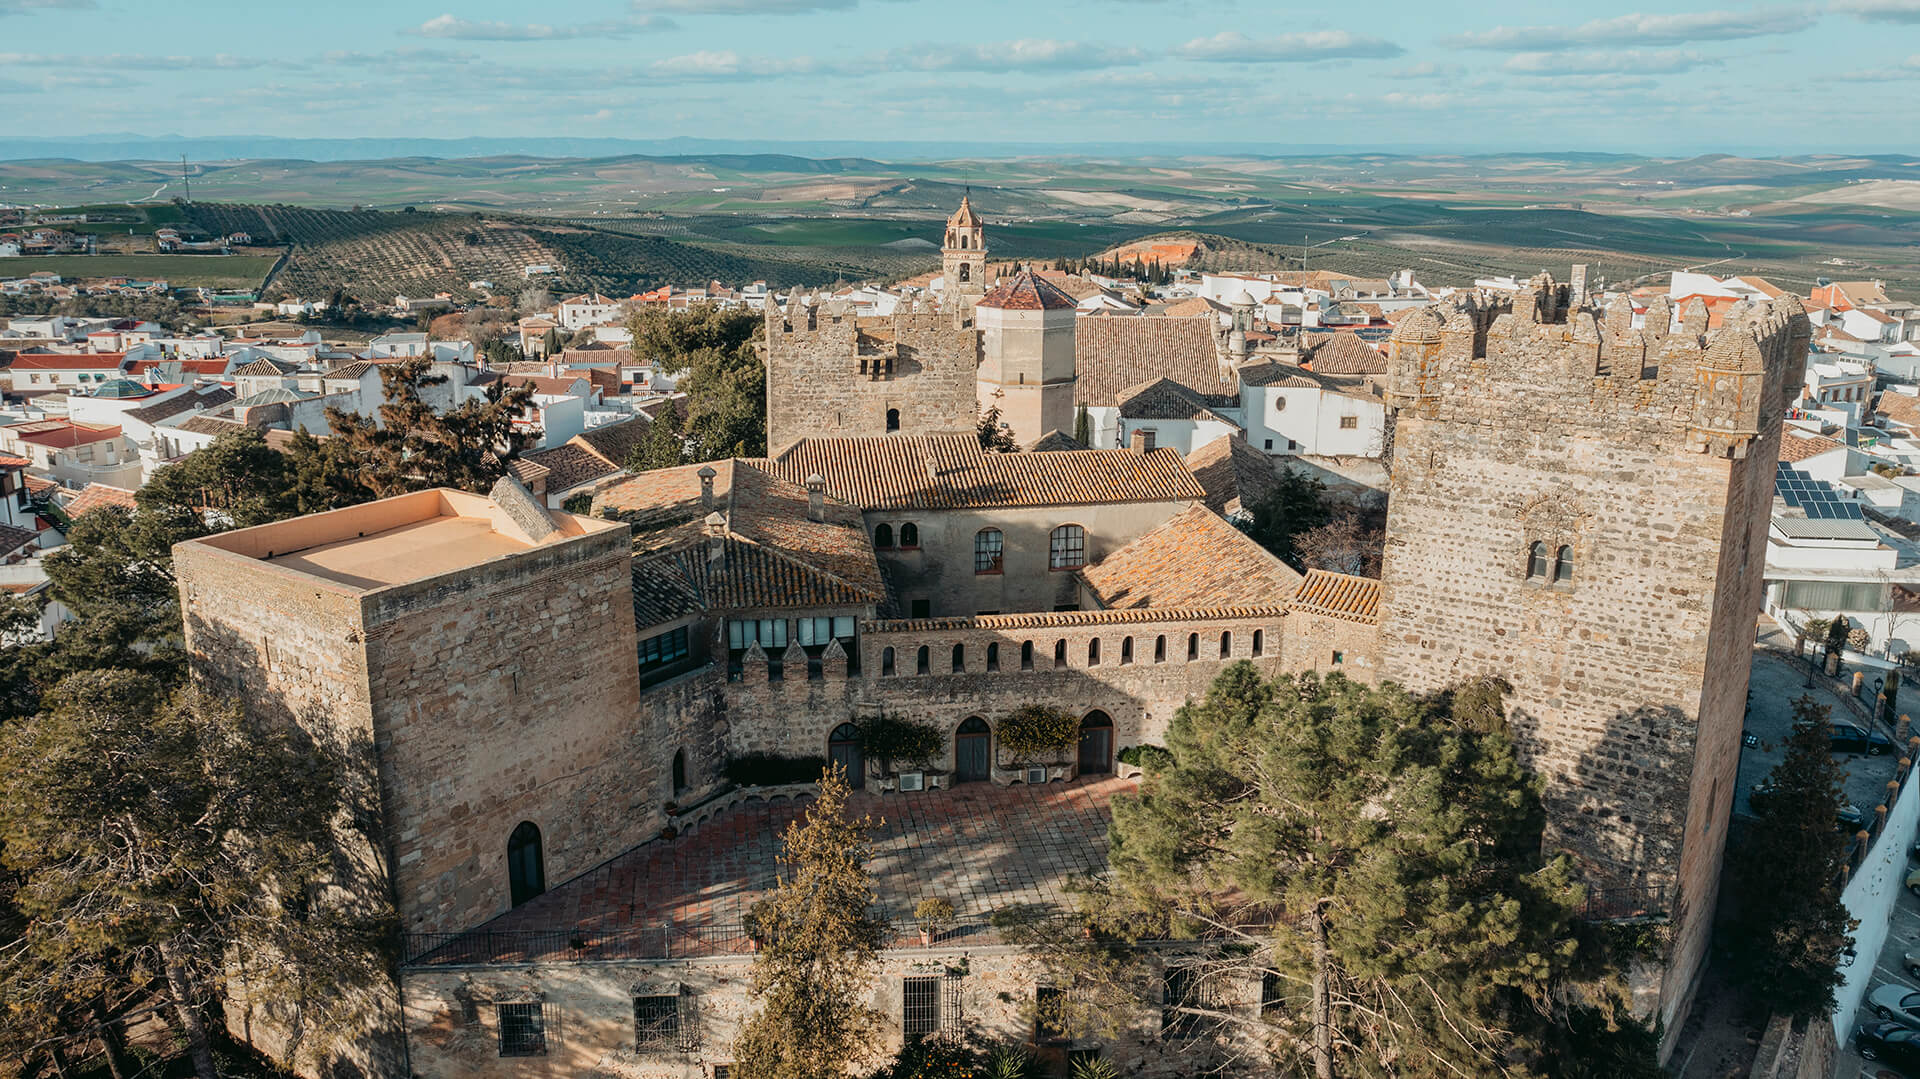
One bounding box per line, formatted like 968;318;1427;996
319;357;537;502
625;303;766;464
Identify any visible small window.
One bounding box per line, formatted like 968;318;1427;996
1187;633;1198;660
671;750;687;795
917;646;931;675
634;994;681;1051
1219;632;1231;658
1121;637;1133;665
1054;639;1068;668
952;643;965;673
975;528;1004;574
899;522;920;549
875;523;894;549
1554;545;1574;584
1331;650;1345;665
911;599;930;619
1154;635;1166;663
1252;629;1264;657
1263;438;1273;450
903;976;940;1040
1088;639;1101;666
1260;971;1281;1015
882;647;896;676
958;263;971;281
1273;396;1286;412
986;642;1000;672
1162;967;1202;1038
498;1002;547;1057
1049;525;1086;569
1021;641;1034;671
1526;541;1548;580
1339;415;1358;429
886;408;901;433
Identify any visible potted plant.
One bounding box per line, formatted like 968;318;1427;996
857;713;942;787
1115;744;1173;779
997;703;1079;777
914;897;955;946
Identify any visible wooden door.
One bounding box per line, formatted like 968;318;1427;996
1077;712;1112;775
955;717;991;783
829;723;864;790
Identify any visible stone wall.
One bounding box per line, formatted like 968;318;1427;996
764;301;979;449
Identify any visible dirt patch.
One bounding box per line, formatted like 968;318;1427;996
1791;180;1920;212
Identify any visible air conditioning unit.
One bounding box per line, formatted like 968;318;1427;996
1026;767;1048;786
898;771;925;792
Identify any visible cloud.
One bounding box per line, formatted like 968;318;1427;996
1502;49;1720;76
404;13;674;40
0;0;93;13
642;0;859;12
648;50;822;78
0;52;272;70
1837;0;1920;23
323;48;477;66
1832;53;1920;79
1175;30;1404;62
1388;61;1466;80
1449;9;1815;50
882;40;1147;73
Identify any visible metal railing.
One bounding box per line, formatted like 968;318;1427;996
1579;884;1671;922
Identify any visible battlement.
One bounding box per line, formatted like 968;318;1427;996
1384;270;1809;459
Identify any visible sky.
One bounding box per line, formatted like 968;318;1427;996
2;0;1920;154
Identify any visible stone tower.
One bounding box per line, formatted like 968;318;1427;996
1376;274;1808;1056
974;269;1079;445
942;192;988;323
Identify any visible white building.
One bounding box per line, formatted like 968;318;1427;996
556;294;623;332
1236;363;1387;458
1766;464;1920;658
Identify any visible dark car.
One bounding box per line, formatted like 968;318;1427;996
1833;722;1896;756
1748;782;1869;832
1857;1021;1920;1068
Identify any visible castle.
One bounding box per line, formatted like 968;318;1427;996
173;200;1807;1077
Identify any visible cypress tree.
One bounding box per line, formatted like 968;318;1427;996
1073;403;1091;447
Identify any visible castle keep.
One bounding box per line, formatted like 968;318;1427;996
173;201;1809;1074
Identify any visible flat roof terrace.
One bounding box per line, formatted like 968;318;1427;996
406;776;1127;966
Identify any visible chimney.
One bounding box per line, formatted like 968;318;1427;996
704;511;726;564
697;465;716;509
1129;428;1149;452
805;473;826;522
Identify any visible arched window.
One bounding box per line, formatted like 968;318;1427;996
1078;712;1113;775
1526;541;1548;580
952;643;966;673
1154;635;1166;663
1252;629;1264;657
916;646;931;675
829;722;864;790
1049;524;1086;569
1020;641;1034;671
886;408;901;433
1220;631;1232;658
1121;637;1133;665
882;646;896;676
899;522;919;549
1554;545;1574;584
955;717;991;783
875;523;894;549
1088;639;1101;666
959;264;971;282
987;642;1000;672
1054;639;1068;668
975;528;1004;574
508;822;545;908
671;749;687;795
1187;633;1199;660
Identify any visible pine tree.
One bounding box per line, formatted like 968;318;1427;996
733;765;890;1079
1725;695;1856;1018
322;358;537;499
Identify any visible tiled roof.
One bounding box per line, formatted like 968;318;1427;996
502;373;589;397
324;361;376;380
7;420;120;448
1115;376;1236;422
1301;331;1386;375
7;352;129;371
175;414;248;437
0;523;35;555
67;483;137;517
576;417;648;468
766;435;1207;511
1080;504;1301;611
1779;430;1846;464
1157;296;1221;319
1026;430;1087;452
977;270;1078;312
231;356;300;377
123;386;234;424
1186;434;1280;518
518;444;612;494
21;474;55;497
1287;569;1381;624
1237;362;1322;389
233;387;312;408
1074;316;1232;407
1877;392;1920;432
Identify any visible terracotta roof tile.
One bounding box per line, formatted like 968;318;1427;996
1115;376;1236;422
766;435;1207;511
123;386;234;425
0;523;35;555
1186;434;1280;518
1287;569;1381;624
1779;429;1846;464
1080;505;1301;610
67;483;137;517
1074;316;1232;407
977;269;1078;312
1300;331;1386;375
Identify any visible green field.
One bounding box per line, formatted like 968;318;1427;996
0;254;278;290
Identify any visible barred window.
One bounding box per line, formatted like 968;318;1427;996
903;976;941;1040
1035;986;1069;1044
1049;525;1086;569
634;995;679;1050
975;528;1004;574
1162;967;1207;1039
498;1002;547;1057
1260;971;1282;1016
1339;415;1358;429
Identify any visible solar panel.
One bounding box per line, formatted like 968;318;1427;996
1773;463;1864;519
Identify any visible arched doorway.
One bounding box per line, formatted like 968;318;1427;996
1078;712;1113;775
829;722;864;790
507;821;545;907
955;717;991;783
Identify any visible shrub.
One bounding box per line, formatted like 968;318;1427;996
983;1046;1039;1079
873;1038;979;1079
1070;1058;1118;1079
997;704;1078;761
914;897;955;932
723;753;827;787
561;491;594;515
857;714;942;768
1848;626;1871;651
1116;744;1173;770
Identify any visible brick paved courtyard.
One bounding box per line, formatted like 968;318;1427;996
490;776;1128;937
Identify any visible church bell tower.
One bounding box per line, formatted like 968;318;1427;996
942;191;987;322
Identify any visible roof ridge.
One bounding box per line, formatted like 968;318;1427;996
714;528;885;602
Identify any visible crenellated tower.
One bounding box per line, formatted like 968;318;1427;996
1378;271;1808;1057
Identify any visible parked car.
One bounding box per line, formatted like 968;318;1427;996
1858;1021;1920;1068
1833;722;1895;755
1908;867;1920;901
1870;984;1920;1031
1748;782;1869;832
1839;804;1869;832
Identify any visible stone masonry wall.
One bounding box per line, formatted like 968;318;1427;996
764;303;980;449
